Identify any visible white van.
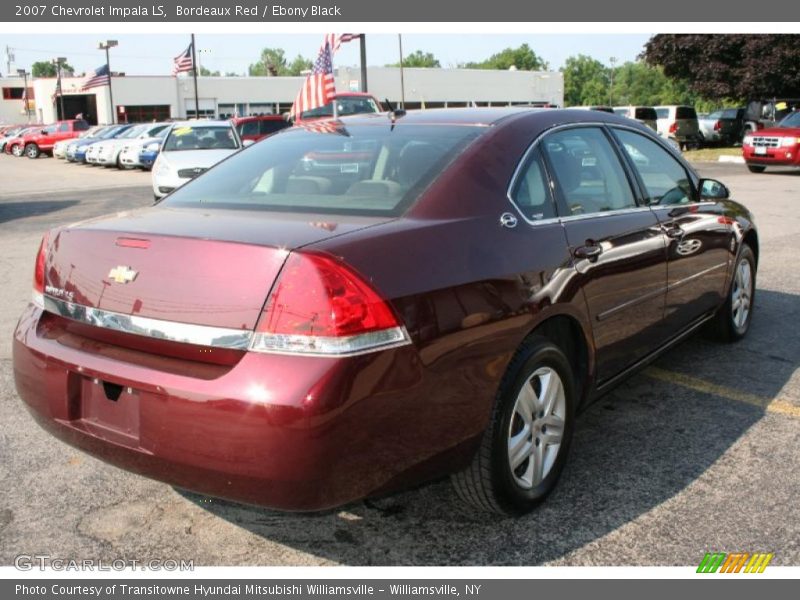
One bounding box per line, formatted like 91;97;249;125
613;106;658;131
655;105;701;148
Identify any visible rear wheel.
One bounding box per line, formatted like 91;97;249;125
708;244;756;342
452;337;576;515
24;143;40;159
747;165;766;173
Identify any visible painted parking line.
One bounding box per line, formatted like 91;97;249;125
644;366;800;419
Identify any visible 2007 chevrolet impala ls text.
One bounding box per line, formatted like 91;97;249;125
13;108;758;515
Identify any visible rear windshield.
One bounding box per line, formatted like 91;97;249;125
634;107;657;121
655;108;669;119
163;125;239;151
676;106;697;119
162;123;483;217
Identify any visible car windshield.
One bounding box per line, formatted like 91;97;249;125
163;125;239;151
779;111;800;128
119;125;147;139
162;123;483;217
300;96;381;120
101;126;128;139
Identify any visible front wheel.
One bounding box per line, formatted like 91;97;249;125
451;337;576;515
708;244;756;342
24;143;40;159
11;144;24;157
747;165;766;173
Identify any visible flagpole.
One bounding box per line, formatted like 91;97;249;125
359;35;368;93
99;40;118;124
397;34;406;109
190;34;200;118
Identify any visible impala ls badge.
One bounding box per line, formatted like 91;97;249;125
108;266;138;284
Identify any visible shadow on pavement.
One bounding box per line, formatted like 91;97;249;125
179;289;798;565
0;200;80;225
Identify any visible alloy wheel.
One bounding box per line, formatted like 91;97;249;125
507;366;566;489
731;258;753;329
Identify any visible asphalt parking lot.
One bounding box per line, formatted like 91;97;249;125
0;154;798;566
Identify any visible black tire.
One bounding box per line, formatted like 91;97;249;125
24;143;40;159
747;165;766;173
451;336;577;515
707;244;756;342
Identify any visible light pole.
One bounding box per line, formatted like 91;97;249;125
17;68;31;122
608;56;617;106
98;40;118;123
52;57;66;120
197;48;212;75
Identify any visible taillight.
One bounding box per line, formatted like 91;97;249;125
250;252;409;356
714;120;721;131
669;122;678;134
32;232;49;306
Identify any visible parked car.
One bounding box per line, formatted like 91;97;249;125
152;120;245;199
293;92;383;122
566;106;615;113
744;98;800;132
137;140;162;170
119;126;169;170
612;106;658;131
742;109;800;173
17;119;90;158
233;114;291;142
53;126;105;159
93;123;170;168
13;108;758;515
0;125;29;152
699;108;746;146
68;125;132;163
4;126;43;156
655;105;701;149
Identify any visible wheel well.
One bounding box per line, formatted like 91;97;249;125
530;315;591;404
743;229;759;266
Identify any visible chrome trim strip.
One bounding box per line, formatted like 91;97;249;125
666;262;728;291
42;295;253;350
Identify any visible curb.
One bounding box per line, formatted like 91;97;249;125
718;155;745;164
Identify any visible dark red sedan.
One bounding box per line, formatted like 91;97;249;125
13;108;758;514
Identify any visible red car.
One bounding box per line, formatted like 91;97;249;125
742;110;800;172
15;119;90;158
294;92;383;122
14;109;758;514
4;126;42;156
232;115;291;143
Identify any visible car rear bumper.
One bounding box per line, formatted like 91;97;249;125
12;303;472;511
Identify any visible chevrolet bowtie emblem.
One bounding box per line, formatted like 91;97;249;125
108;265;138;284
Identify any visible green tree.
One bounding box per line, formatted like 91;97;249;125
249;48;288;76
464;44;547;71
32;60;75;78
388;50;441;68
561;55;609;106
286;54;313;75
610;61;694;106
198;66;220;76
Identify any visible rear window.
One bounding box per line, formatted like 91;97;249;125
162;123;483;217
300;96;381;120
634;107;657;121
260;119;290;136
164;125;239;151
655;108;669;119
676;106;697;120
720;109;741;119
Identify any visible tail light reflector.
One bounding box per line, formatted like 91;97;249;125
250;252;409;356
669;122;678;134
32;232;49;306
714;120;722;131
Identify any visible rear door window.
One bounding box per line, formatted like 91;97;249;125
676;106;697;120
510;147;557;221
541;127;637;216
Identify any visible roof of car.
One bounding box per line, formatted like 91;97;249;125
168;120;233;128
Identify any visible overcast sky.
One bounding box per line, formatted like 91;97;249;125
2;34;651;76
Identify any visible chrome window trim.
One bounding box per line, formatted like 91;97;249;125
506;121;665;228
42;295;253;350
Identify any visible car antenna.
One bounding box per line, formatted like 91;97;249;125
385;98;406;123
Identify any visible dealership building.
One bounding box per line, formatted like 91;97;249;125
0;66;563;125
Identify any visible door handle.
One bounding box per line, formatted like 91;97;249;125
574;244;603;259
663;224;685;239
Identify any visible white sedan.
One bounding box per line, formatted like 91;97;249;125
152;120;247;199
94;122;170;168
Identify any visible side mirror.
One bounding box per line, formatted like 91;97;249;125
242;139;255;148
699;178;730;200
41;129;48;135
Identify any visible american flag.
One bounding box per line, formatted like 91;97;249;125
289;39;336;120
81;64;111;91
288;34;360;119
173;43;194;76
